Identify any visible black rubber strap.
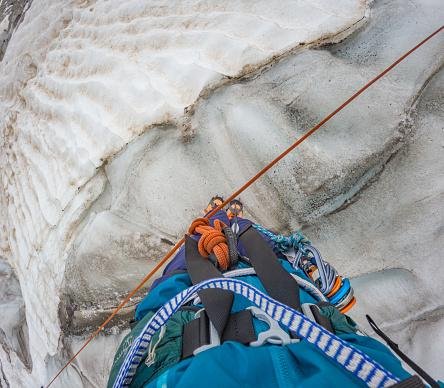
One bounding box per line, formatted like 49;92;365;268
239;227;301;311
366;315;439;388
185;236;233;337
389;376;426;387
182;310;256;359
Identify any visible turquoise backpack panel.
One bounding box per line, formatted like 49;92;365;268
108;269;414;388
145;335;411;388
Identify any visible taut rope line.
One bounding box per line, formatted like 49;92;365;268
46;25;443;387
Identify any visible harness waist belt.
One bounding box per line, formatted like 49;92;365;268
182;303;336;359
182;309;256;359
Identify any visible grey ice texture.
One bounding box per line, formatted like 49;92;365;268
0;0;443;386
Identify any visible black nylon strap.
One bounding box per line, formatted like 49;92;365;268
366;315;439;388
221;310;255;343
239;227;301;311
185;236;233;337
182;310;256;359
390;376;426;388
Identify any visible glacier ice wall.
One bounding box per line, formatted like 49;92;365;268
0;0;443;386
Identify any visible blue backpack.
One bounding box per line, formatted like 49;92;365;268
108;212;436;388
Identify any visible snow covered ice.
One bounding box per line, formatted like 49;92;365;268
0;0;443;386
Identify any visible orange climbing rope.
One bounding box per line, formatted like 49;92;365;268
189;218;230;270
46;25;443;387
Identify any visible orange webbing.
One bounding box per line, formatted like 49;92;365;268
189;218;230;270
46;25;443;387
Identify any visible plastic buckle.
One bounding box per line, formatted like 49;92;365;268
192;309;221;356
247;306;299;347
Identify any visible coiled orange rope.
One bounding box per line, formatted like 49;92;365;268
189;218;230;270
46;25;443;387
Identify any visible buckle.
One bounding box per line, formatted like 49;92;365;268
183;309;257;358
192;309;220;356
247;306;299;347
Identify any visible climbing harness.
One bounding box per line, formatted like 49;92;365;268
107;210;438;387
46;25;444;388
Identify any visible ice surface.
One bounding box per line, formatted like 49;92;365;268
0;256;32;386
310;65;444;380
0;0;443;386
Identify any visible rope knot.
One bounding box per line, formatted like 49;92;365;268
188;217;209;234
188;218;230;270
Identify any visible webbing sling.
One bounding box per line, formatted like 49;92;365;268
185;224;302;340
239;226;301;311
113;278;400;388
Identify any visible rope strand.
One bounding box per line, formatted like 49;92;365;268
46;25;443;387
189;218;230;270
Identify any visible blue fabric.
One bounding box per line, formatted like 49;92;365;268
145;335;411;388
128;213;416;387
136;273;191;321
115;276;404;387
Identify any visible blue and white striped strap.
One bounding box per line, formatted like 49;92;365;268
113;278;400;388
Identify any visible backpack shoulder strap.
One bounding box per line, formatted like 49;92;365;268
185;235;233;337
239;226;301;311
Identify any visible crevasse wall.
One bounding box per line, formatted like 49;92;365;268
0;1;369;385
1;0;443;386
